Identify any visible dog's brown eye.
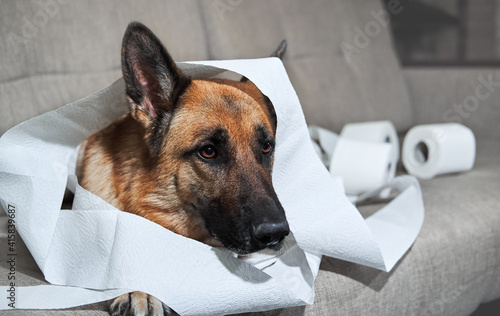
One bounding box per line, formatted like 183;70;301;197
200;146;216;159
262;143;272;154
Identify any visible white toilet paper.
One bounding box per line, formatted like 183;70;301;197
0;58;424;314
340;121;399;183
402;123;476;180
308;122;399;201
329;138;393;196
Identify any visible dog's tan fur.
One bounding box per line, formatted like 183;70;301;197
78;79;274;246
77;22;287;316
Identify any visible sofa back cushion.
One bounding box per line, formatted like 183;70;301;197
0;0;209;135
0;0;413;135
200;0;413;132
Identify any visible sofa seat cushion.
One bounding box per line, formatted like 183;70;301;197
246;138;500;316
1;139;499;315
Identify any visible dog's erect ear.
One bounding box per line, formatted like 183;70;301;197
238;40;285;131
271;40;287;60
241;40;287;83
121;22;190;127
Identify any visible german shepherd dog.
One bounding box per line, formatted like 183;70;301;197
77;22;289;315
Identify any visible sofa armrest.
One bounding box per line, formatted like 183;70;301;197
402;68;500;140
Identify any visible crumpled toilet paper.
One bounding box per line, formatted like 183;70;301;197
0;58;424;315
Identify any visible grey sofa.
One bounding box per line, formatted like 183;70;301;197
1;1;499;315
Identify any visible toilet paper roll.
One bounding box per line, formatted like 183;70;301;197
330;138;393;196
0;58;425;313
402;123;476;180
340;121;399;198
341;121;399;170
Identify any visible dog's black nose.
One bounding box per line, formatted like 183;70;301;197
252;220;290;247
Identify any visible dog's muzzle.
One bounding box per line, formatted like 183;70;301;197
252;220;290;248
249;195;290;249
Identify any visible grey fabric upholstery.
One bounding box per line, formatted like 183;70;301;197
199;0;413;132
0;0;208;136
0;0;413;136
1;1;499;315
403;68;500;139
299;138;500;316
2;140;499;316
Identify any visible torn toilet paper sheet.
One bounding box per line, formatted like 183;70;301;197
0;58;424;314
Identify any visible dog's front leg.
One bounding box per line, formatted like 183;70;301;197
109;291;175;316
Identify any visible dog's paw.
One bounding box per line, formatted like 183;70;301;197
109;291;173;316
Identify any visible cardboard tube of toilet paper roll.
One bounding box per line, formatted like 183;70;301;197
402;123;476;180
330;138;393;196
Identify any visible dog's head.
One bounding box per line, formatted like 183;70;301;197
121;22;289;254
